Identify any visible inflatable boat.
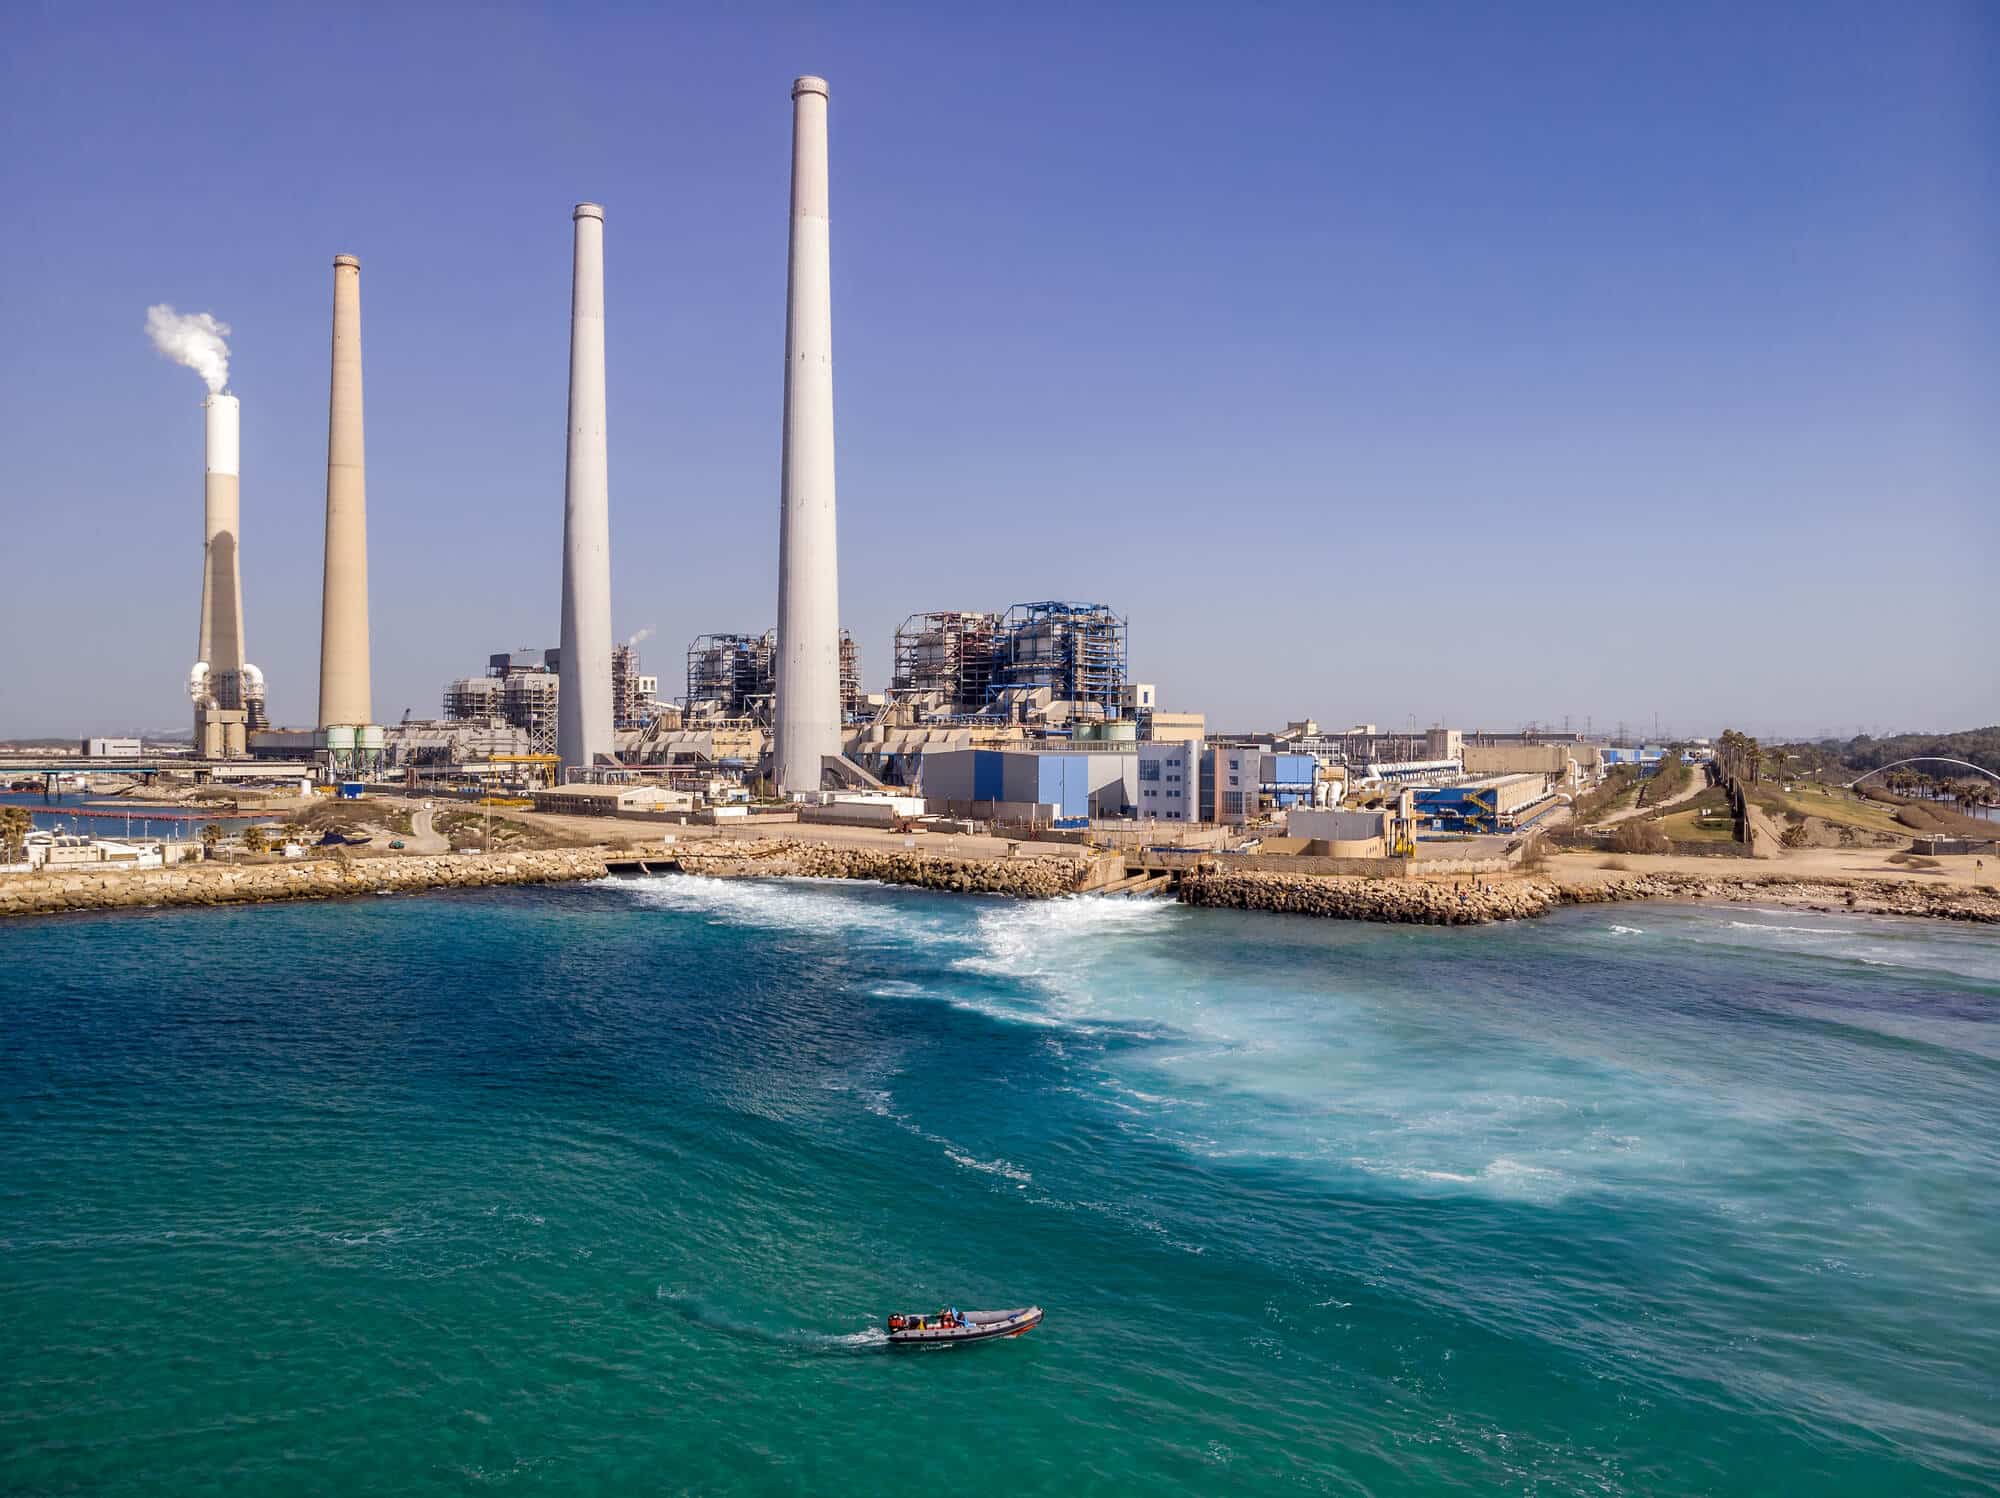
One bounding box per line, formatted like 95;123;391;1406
885;1306;1042;1347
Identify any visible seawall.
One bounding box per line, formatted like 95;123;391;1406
1179;866;2000;925
1180;869;1562;924
672;839;1083;898
1560;871;2000;924
0;849;611;920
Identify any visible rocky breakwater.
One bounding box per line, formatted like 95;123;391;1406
1560;871;2000;924
672;839;1083;898
0;849;612;920
1180;869;1562;924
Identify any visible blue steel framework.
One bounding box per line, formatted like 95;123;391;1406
987;601;1128;719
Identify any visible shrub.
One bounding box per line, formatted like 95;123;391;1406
1609;820;1669;855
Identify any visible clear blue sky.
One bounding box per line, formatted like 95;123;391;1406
3;2;1993;740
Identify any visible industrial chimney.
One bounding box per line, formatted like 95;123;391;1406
189;393;251;757
556;203;613;775
317;254;377;774
773;75;842;795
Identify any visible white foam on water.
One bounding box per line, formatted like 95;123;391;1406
862;1087;1035;1188
944;1149;1033;1183
1727;920;1849;937
623;873;948;948
611;876;1963;1211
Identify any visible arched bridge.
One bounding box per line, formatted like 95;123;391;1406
1842;758;2000;791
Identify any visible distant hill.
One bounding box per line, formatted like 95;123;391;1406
1816;727;2000;778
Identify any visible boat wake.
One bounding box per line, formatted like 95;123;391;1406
655;1289;889;1353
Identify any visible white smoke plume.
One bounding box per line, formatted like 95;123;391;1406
627;627;655;648
145;304;231;394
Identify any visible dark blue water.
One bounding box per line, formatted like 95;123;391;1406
2;877;1996;1494
0;790;260;838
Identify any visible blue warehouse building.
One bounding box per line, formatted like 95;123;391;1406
918;747;1139;822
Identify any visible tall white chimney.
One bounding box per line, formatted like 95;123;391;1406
774;74;842;795
557;203;613;775
197;393;244;694
318;254;372;734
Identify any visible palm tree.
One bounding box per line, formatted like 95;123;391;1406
200;823;222;858
241;826;267;856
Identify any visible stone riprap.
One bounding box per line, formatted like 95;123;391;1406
0;849;611;919
1180;866;2000;925
1562;871;2000;924
672;839;1085;898
1180;869;1562;924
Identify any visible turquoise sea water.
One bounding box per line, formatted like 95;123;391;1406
3;877;1996;1495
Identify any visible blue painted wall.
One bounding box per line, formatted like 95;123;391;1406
972;750;1004;802
1036;755;1089;818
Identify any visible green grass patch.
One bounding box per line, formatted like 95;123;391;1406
1656;807;1738;843
1638;757;1692;807
1759;784;1909;838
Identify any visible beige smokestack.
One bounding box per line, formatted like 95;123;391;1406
317;254;372;729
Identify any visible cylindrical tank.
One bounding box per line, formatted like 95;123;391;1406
1099;720;1138;744
357;725;386;752
324;725;356;752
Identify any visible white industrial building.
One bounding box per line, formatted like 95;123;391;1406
1135;740;1199;822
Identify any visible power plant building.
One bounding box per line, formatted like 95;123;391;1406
990;601;1127;719
685;629;859;723
891;611;1000;715
918;746;1141;823
890;602;1128;723
611;642;660;729
443;645;659;751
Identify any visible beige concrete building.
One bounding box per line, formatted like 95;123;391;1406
528;784;693;817
1462;742;1603;783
